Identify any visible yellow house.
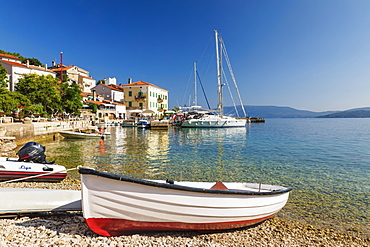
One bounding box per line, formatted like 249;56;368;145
122;81;169;115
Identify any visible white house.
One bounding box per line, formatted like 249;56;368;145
0;53;56;91
92;83;124;103
49;63;96;93
104;77;116;85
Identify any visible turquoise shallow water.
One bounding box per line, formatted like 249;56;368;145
43;118;369;235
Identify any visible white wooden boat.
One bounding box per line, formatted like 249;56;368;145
79;167;291;236
59;131;104;139
0;188;81;215
0;157;67;182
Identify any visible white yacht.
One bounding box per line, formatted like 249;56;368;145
181;30;249;128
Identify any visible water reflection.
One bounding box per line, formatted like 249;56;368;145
44;126;248;182
36;120;369;236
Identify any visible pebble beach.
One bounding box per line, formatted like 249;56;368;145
1;179;369;247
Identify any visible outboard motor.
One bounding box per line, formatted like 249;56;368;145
17;142;47;163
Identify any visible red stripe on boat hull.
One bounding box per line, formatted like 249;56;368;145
0;171;66;182
85;214;276;237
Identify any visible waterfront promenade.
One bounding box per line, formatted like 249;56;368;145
0;118;94;153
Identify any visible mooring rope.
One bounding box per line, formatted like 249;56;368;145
0;167;78;184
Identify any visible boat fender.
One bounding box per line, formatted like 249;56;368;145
166;179;174;184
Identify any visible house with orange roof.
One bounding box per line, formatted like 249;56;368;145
122;80;169;116
92;83;124;103
49;62;96;92
80;92;103;101
81;91;126;120
0;53;56;91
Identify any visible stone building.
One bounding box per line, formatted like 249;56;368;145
49;63;96;92
122;80;169;116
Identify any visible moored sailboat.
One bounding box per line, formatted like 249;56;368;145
181;30;248;128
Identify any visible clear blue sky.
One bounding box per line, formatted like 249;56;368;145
1;0;370;112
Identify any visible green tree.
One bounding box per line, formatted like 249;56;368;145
22;57;43;67
22;104;46;116
60;83;83;115
0;64;31;113
0;91;31;113
16;74;62;115
0;49;43;66
88;103;98;113
0;63;8;92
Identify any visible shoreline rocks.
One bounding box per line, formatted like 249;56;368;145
0;213;368;246
1;180;369;246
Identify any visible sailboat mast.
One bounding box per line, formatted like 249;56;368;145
193;62;197;106
215;30;223;117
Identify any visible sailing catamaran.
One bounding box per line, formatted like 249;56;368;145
181;30;249;128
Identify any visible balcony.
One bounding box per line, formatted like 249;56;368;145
157;98;163;103
135;95;146;102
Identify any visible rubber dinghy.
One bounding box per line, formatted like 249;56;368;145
0;142;67;182
79;167;291;236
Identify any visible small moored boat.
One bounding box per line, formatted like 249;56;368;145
136;119;150;128
121;120;137;127
79;167;291;236
0;142;67;183
59;131;104;139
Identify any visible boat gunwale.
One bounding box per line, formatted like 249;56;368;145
79;168;291;195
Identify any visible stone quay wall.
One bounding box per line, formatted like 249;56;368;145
0;120;92;153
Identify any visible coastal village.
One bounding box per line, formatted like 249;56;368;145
0;52;170;123
0;49;368;246
1;0;370;245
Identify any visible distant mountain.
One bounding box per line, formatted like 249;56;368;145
223;105;370;118
223;105;336;118
317;109;370;118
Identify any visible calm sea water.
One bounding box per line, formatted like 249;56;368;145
42;118;369;235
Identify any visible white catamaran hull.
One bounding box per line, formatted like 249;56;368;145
79;168;291;236
181;117;247;128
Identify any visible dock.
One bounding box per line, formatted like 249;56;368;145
150;120;170;129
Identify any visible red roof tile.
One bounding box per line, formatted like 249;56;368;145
86;100;104;105
81;92;102;97
104;84;123;91
0;59;28;68
50;65;73;71
122;81;168;91
0;53;22;60
0;59;55;73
